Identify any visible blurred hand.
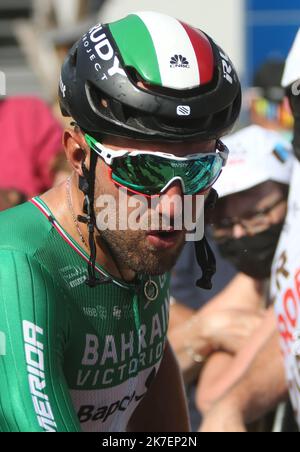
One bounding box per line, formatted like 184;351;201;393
192;308;264;355
200;400;246;432
0;189;26;212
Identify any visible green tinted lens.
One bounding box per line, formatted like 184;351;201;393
111;154;223;195
112;154;169;193
182;155;223;194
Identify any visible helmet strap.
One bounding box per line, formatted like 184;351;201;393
78;151;112;287
195;189;218;290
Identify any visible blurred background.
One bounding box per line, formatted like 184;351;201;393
1;0;300;102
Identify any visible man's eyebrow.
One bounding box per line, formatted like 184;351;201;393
237;204;273;219
217;206;260;224
241;208;260;218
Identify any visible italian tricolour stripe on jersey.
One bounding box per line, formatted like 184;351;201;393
109;11;214;90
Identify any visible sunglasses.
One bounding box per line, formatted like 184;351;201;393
212;197;286;239
85;134;229;197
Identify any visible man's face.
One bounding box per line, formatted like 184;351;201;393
91;135;216;275
208;181;288;241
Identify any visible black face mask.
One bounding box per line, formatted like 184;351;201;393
218;223;284;280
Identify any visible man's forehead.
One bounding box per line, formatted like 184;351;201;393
73;123;216;153
216;182;284;218
101;135;216;153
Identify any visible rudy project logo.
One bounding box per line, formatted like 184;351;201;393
0;71;6;96
170;55;190;68
84;24;126;80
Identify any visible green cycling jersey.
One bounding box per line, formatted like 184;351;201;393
0;197;170;432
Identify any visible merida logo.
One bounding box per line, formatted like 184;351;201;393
23;321;57;432
170;55;190;68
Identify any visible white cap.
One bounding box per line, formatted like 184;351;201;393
214;125;294;198
282;29;300;88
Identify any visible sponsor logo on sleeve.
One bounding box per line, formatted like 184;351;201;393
59;75;66;98
23;321;57;432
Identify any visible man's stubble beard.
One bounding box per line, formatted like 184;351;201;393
97;228;186;276
94;179;186;275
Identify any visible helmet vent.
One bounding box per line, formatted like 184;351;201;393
126;66;218;99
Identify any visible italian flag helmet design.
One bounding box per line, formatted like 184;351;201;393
109;11;214;90
59;10;241;142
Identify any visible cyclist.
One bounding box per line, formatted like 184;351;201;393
0;11;241;432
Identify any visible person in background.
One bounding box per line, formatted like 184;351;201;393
0;96;65;199
200;32;300;432
0;189;27;212
248;59;293;139
196;125;294;418
168;58;294;432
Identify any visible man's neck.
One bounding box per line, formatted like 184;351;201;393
40;178;136;283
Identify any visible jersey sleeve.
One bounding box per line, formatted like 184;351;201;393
0;250;81;432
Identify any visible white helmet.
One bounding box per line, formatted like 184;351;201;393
214;125;294;198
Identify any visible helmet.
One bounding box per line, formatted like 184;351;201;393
59;11;241;142
215;125;294;198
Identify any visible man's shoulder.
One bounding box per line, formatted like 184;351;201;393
0;201;51;256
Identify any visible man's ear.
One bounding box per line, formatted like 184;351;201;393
63;128;89;176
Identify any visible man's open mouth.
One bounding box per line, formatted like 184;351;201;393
146;229;182;249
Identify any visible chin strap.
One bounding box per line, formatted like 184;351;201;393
78;150;112;288
195;189;218;290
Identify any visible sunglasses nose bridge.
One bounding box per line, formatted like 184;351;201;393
161;177;186;196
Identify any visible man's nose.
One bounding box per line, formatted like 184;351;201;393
156;180;184;219
163;180;185;197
